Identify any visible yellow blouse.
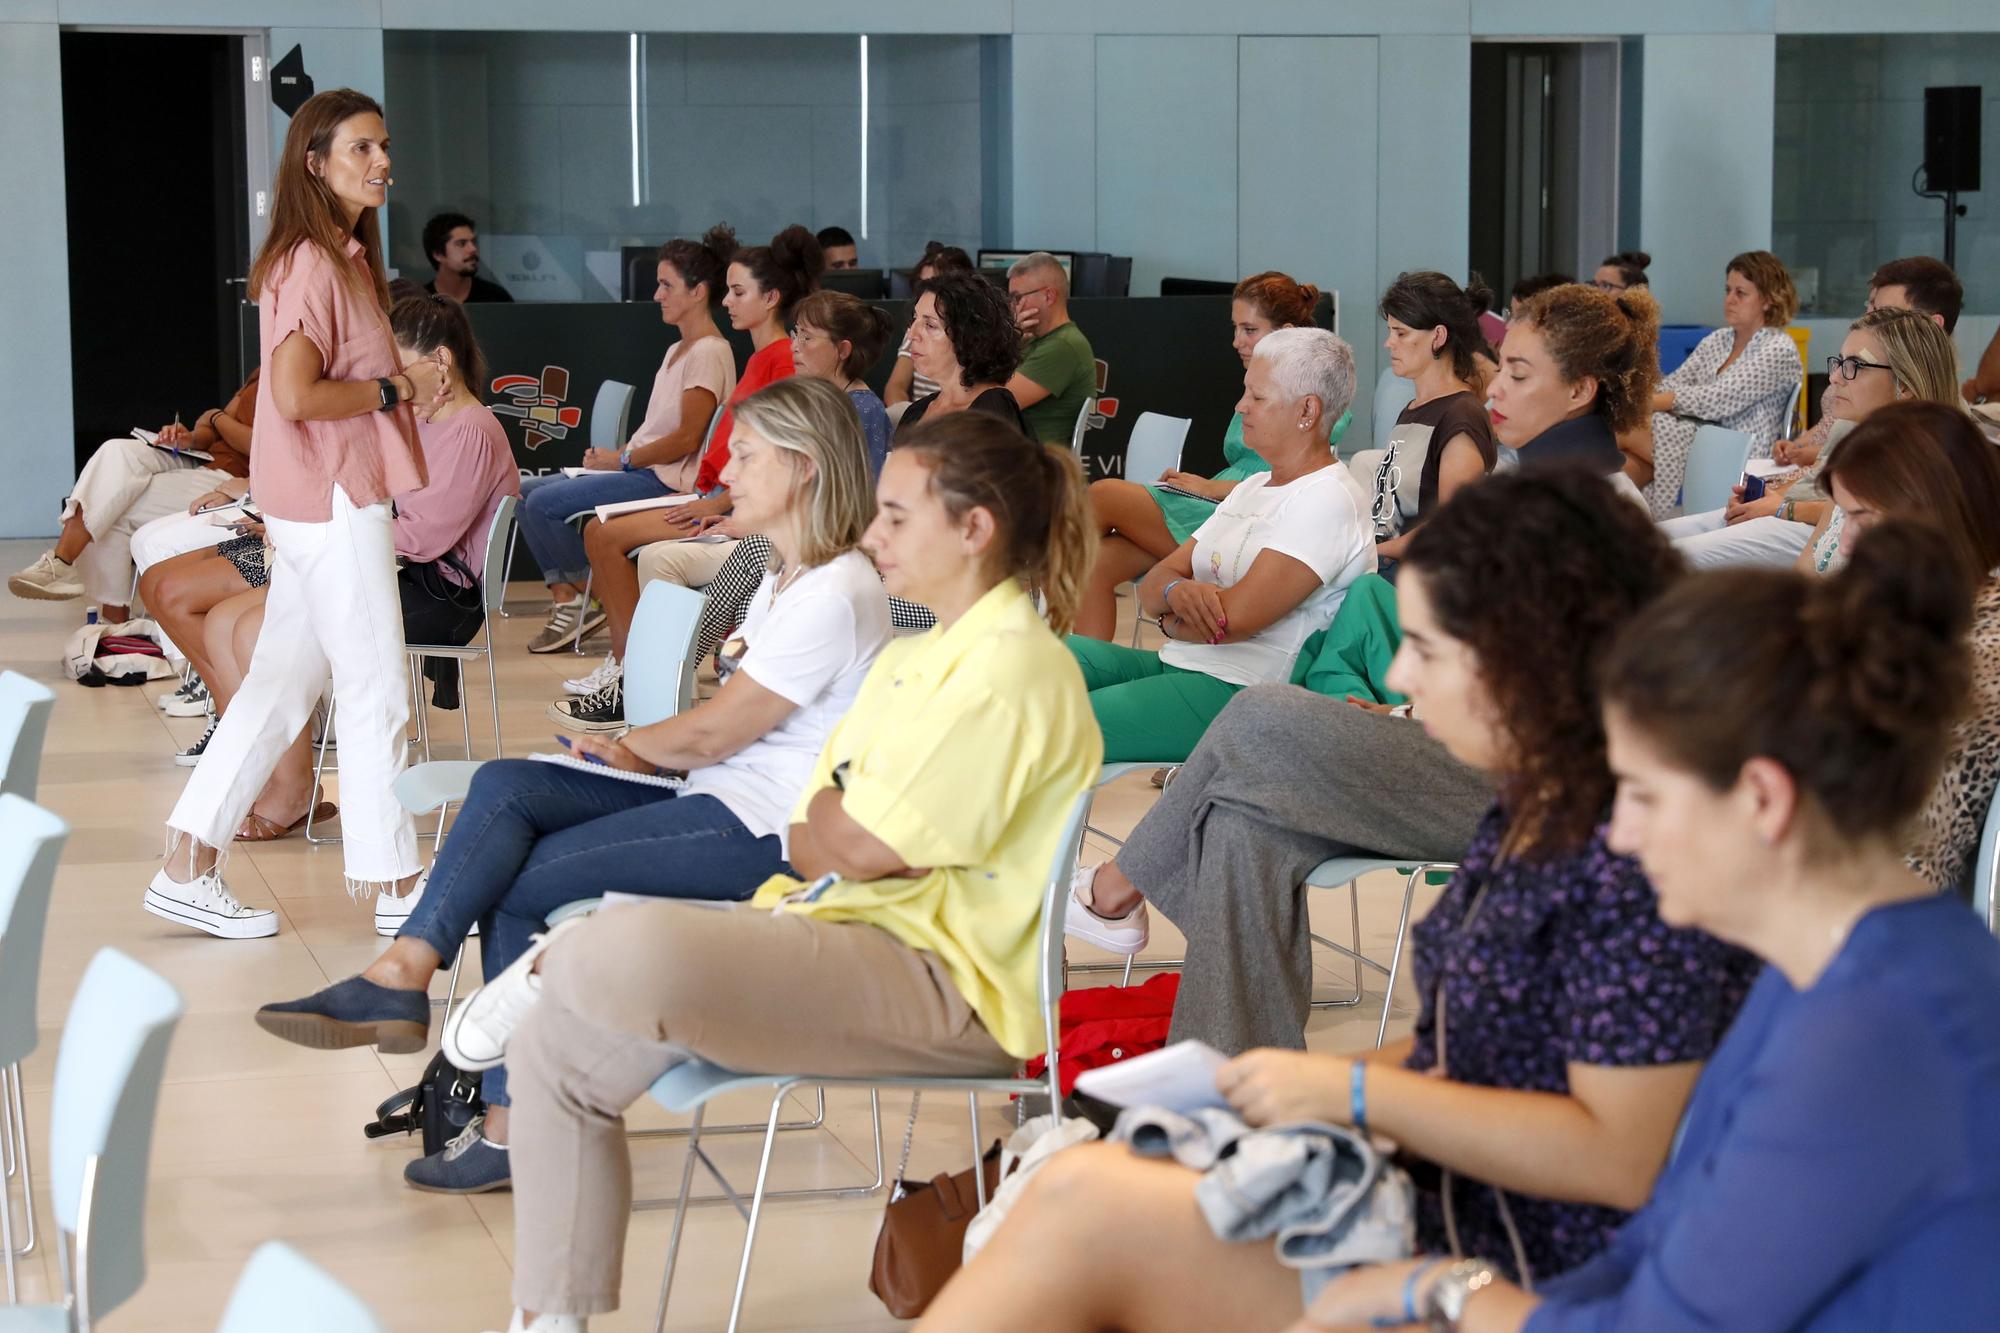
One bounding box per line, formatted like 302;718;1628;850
751;581;1102;1057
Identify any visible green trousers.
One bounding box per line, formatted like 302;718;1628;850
1065;636;1243;762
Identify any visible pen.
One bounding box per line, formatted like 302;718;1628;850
554;734;608;766
171;411;183;460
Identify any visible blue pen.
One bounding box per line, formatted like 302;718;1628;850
554;734;609;766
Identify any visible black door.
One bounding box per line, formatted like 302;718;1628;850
61;31;250;475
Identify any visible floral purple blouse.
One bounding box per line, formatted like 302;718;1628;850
1403;803;1758;1285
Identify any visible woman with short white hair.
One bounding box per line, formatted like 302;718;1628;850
1064;326;1376;763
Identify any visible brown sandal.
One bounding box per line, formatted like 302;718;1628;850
235;801;339;842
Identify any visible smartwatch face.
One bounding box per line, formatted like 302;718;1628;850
716;635;748;684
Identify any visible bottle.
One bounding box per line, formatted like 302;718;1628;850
85;606;99;625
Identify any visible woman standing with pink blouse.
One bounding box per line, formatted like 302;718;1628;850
146;88;445;938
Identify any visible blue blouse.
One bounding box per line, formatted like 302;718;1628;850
849;387;892;479
1530;894;2000;1330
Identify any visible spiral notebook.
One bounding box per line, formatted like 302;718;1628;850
527;751;687;789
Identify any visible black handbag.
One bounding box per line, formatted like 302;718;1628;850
363;1050;485;1156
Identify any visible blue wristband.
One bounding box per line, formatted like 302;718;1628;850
1373;1258;1447;1328
1160;578;1184;613
1350;1061;1368;1135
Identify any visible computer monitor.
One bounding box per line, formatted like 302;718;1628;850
978;249;1076;280
819;268;889;300
1160;276;1237;296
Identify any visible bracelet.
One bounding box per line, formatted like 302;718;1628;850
1160;578;1184;612
1371;1258;1446;1328
620;446;635;472
1350;1061;1368;1135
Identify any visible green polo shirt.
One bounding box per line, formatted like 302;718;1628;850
1016;320;1097;445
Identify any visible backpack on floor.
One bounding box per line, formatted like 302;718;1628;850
363;1050;485;1156
62;617;176;686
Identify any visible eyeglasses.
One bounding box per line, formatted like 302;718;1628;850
1826;354;1897;383
1592;279;1627;293
1009;286;1053;307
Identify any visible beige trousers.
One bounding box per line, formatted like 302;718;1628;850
633;535;739;591
507;900;1013;1317
65;437;227;604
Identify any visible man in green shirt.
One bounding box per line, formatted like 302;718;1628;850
1006;252;1098;446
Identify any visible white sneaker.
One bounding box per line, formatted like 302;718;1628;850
442;917;586;1071
157;676;204;712
143;866;278;939
497;1311;587;1333
562;653;621;696
8;550;83;601
375;869;426;937
160;677;212;718
1062;863;1149;956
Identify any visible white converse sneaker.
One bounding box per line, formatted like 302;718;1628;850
1062;863;1149;956
161;677;213;718
442;916;587;1071
562;653;621;696
8;550;84;601
375;868;426;937
143;866;278;939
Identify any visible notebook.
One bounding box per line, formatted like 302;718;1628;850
526;751;688;789
133;427;213;463
593;493;702;523
1073;1040;1230;1113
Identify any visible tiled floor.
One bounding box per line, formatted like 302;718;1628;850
0;537;1438;1331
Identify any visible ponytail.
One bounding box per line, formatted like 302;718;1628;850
894;416;1099;635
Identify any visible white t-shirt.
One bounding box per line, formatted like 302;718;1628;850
1159;461;1376;686
681;550;891;850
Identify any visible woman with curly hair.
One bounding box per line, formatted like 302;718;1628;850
937;470;1758;1330
893;267;1030;438
1490;281;1660;492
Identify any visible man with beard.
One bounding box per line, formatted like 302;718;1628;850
422;211;513;303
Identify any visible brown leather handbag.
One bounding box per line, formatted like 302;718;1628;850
868;1092;1007;1318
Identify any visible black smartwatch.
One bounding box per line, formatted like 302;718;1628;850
376;377;401;412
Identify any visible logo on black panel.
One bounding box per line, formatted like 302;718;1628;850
490;367;583;450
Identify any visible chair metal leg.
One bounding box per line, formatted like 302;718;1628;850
653;1103;706;1333
631;1087;886;1208
1;1068;15;1299
498;526;520;618
485;648;503;758
438;950;466;1021
1375;870;1420;1049
7;1067;34;1258
968;1093;988;1211
723;1090;790;1332
305;697;339;844
575;570;593;654
455;661;473;760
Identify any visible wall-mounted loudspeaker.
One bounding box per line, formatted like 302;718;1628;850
1923;85;1981;194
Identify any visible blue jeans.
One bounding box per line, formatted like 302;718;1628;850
399;758;788;1105
516;470;672;586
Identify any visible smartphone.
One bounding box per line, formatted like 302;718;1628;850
1740;473;1767;503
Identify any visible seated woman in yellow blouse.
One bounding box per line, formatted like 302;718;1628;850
445;411;1104;1333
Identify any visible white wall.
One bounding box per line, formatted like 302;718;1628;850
1;18;74;539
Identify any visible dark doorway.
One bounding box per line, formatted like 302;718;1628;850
61;31;248;475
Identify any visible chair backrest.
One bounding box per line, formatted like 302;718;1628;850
476;494;520;615
1968;782;2000;937
0;794;70;1067
1035;792;1095;1093
1371;369;1416;452
627;581;708;725
217;1242;384;1333
1782;378;1805;440
698;402;726;458
589;379;638;451
1684;425;1754;514
0;669;57;800
1122;412;1191;486
48;948;184;1324
1070;394;1098;457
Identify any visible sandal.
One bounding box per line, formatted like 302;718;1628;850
235;800;339;842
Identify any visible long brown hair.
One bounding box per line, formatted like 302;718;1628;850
1819;401;2000;583
248;88;392;311
390;294;487;402
894;413;1096;635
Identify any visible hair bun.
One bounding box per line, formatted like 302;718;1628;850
1462;275;1496;315
1295;281;1321;309
770;223;826;282
1611;250;1651;271
701;222;738;264
1802;521;1972;739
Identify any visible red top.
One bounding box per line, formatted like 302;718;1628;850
699;339;795;493
249;237;425;521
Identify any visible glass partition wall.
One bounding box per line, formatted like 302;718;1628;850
383;31;995;299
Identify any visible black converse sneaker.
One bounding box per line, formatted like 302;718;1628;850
175;717;218;766
547;678;624;733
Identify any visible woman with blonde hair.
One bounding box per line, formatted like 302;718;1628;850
1628;249;1803;518
1665;305;1965;569
147;87;447;938
256;375;890;1196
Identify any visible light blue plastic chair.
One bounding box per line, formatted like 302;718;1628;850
0;949;183;1331
0;797;67;1302
394;581;708;1009
1074;764;1450;1044
1683;425;1755;516
1371;368;1417;452
1967;783;2000;938
0;673;56;802
642;791;1091;1333
214;1242;382;1333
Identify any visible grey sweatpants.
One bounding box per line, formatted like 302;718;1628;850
1116;686;1493;1054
